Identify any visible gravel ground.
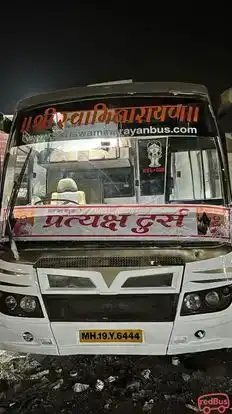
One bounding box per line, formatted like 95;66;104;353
0;350;232;413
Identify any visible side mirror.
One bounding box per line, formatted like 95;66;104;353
0;113;12;134
3;117;12;134
218;88;232;119
217;89;232;137
0;113;3;131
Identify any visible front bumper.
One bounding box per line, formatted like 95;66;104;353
1;251;232;356
2;313;232;356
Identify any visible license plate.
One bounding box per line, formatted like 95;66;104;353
79;329;143;343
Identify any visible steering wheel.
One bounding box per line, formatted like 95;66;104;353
34;198;79;205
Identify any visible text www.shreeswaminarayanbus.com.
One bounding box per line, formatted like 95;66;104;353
65;125;198;137
23;125;198;143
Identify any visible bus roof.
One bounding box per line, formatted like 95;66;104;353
16;81;209;111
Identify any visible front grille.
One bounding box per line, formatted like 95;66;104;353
35;255;184;268
42;293;179;322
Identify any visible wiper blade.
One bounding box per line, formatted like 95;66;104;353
4;147;32;259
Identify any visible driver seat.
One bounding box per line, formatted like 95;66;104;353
51;178;86;205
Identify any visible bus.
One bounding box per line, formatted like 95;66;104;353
0;81;232;356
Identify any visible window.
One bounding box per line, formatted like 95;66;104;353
168;137;222;202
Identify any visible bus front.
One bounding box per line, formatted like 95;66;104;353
0;81;231;356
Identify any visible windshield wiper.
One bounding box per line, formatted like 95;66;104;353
4;147;32;260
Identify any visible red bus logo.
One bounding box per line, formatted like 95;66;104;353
197;393;230;413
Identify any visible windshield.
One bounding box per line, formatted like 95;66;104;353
2;96;222;209
3;135;222;208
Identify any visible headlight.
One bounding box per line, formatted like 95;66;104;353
5;295;17;310
181;285;232;316
183;293;201;311
0;291;43;318
20;296;37;313
222;286;231;296
205;291;220;306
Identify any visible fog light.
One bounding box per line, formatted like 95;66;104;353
183;293;201;311
5;295;17;310
22;332;34;342
205;291;220;306
20;296;36;313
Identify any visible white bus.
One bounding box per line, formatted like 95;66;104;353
0;81;231;356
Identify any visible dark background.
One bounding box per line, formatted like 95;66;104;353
0;5;231;113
